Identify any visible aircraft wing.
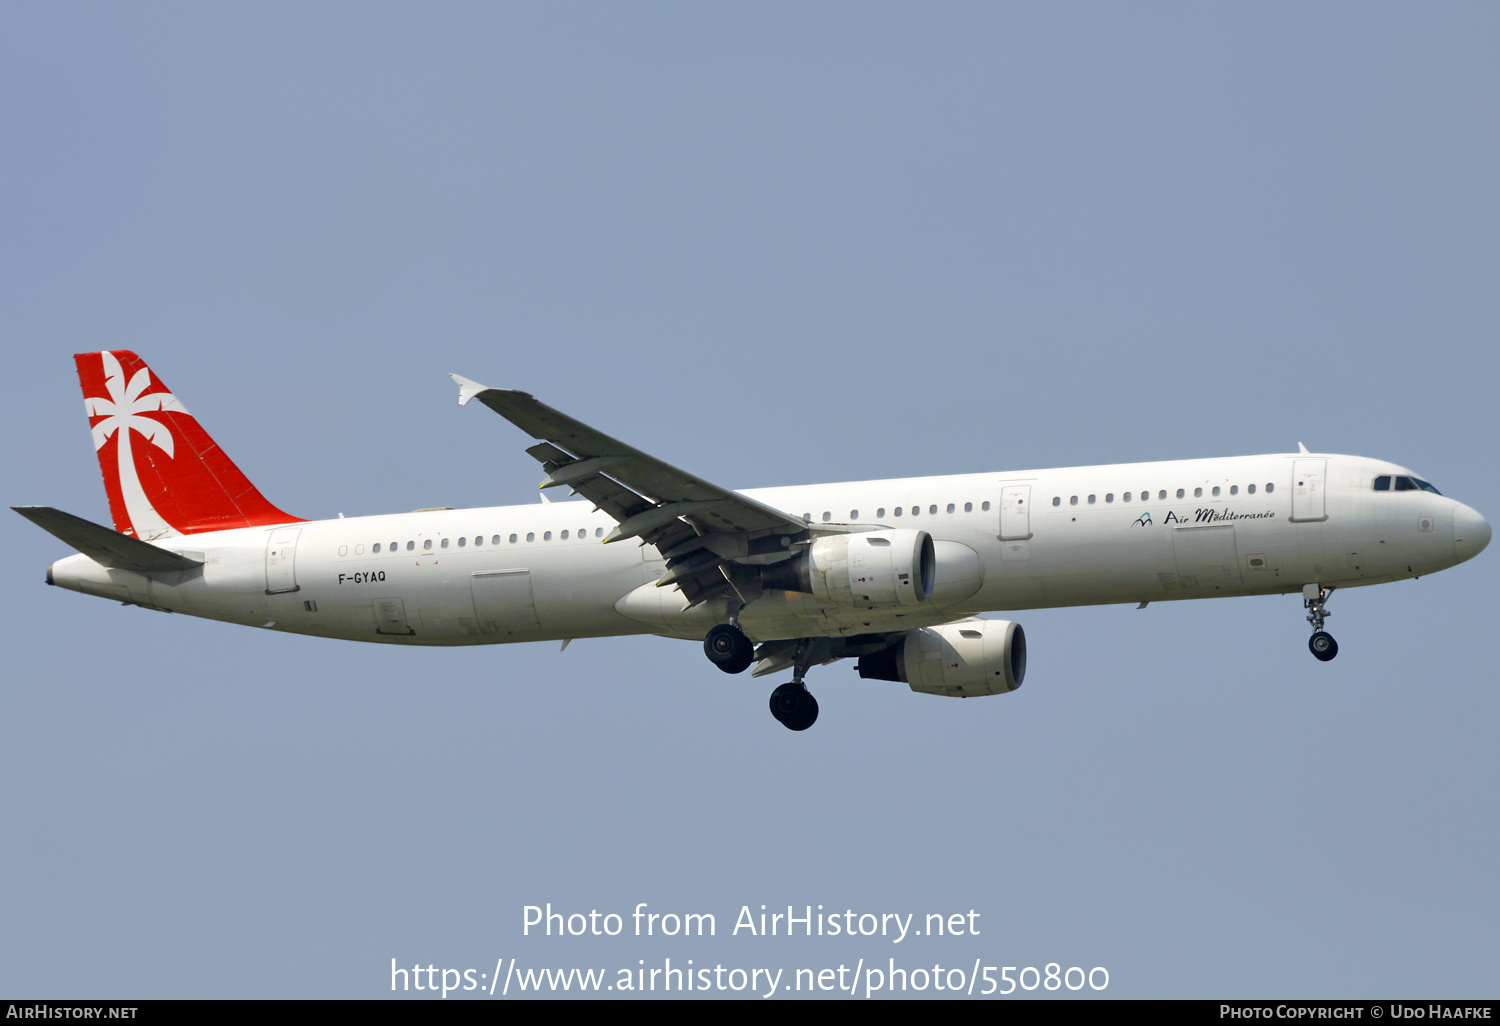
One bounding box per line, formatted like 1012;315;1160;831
451;375;810;608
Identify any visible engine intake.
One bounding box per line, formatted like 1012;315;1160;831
857;620;1026;697
763;529;935;608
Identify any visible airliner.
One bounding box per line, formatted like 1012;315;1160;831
16;351;1491;731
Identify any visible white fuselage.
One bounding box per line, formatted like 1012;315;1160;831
46;452;1486;646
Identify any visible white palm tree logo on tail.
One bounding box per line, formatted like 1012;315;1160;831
85;351;190;540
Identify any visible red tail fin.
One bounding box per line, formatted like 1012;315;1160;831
75;351;303;538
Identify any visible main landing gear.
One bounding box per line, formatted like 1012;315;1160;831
769;682;819;732
703;622;753;675
768;639;819;731
704;624;821;731
1303;584;1338;662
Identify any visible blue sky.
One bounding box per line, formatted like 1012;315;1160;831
3;3;1496;998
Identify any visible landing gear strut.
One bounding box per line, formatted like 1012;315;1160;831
703;622;753;674
768;640;819;731
1303;584;1338;662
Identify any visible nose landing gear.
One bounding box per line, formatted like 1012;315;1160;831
1303;584;1338;662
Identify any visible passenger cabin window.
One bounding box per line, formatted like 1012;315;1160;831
406;541;415;551
929;505;937;515
373;543;382;553
1176;489;1185;499
508;534;517;543
1211;487;1220;497
964;502;973;512
1053;497;1061;506
851;510;859;519
946;503;954;513
1194;488;1203;498
1124;492;1131;502
982;501;990;511
1158;490;1167;500
1105;493;1114;503
1070;496;1078;506
1266;482;1275;493
877;508;886;518
1087;495;1096;504
424;539;433;550
1230;485;1238;495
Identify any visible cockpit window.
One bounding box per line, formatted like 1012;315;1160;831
1376;475;1440;495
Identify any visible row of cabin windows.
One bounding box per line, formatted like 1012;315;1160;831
805;501;993;523
1051;483;1276;507
360;527;606;554
1373;476;1440;494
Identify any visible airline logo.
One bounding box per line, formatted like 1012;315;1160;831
83;351;187;539
1131;508;1279;529
77;350;302;538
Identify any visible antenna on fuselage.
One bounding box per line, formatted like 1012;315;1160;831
1298;442;1310;454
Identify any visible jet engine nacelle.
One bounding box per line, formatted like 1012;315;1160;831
857;619;1026;697
764;528;935;608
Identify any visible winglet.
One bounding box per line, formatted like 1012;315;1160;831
1298;441;1310;454
450;373;489;407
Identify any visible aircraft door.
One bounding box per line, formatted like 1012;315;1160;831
264;528;301;594
998;485;1033;561
373;597;415;636
999;486;1032;540
1291;459;1329;522
472;569;541;636
438;579;481;637
1172;525;1244;592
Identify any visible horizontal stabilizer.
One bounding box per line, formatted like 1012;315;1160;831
12;506;204;574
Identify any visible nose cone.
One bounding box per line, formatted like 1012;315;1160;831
1454;504;1491;563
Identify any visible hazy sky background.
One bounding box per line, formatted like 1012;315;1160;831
3;3;1496;999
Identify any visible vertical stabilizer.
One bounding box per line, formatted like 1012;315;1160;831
75;351;303;538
